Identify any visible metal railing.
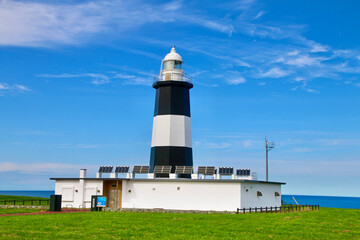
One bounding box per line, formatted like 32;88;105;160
153;74;192;83
0;199;50;206
236;204;319;214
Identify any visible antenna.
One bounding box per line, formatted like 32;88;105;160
265;136;275;182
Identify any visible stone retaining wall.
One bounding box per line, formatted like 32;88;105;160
103;207;236;214
0;205;48;210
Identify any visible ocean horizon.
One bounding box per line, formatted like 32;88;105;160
0;190;359;209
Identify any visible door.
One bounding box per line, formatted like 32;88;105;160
106;180;122;208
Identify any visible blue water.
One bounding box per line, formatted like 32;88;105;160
0;191;55;198
282;195;360;209
0;191;359;209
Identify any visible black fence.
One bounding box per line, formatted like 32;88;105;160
0;199;50;206
237;204;320;214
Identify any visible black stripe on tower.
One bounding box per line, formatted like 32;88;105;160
153;81;193;117
150;146;193;173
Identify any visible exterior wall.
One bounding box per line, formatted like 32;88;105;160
54;179;282;210
240;182;281;209
122;180;241;211
55;180;103;208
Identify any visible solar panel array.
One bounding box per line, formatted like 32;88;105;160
115;166;130;173
197;166;216;175
236;169;250;176
99;166;113;173
132;166;150;174
175;166;193;174
153;165;172;174
218;167;233;175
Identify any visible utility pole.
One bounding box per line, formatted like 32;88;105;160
265;136;275;182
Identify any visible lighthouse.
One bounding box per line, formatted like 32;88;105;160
150;47;193;176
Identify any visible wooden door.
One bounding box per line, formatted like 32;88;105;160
105;180;122;208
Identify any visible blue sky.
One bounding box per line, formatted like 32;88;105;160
0;0;359;197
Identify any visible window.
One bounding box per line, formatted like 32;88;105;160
257;191;262;196
174;61;182;70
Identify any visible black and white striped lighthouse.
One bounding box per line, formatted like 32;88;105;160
150;47;193;176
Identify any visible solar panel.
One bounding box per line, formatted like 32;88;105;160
218;167;233;175
197;166;216;175
175;166;193;174
236;169;250;176
99;166;113;173
115;166;130;173
153;165;172;174
132;166;150;174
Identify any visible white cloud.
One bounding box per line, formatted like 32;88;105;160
0;162;98;174
310;43;330;53
0;0;235;47
294;77;305;82
0;82;31;96
254;11;265;20
226;76;246;85
285;55;321;67
39;72;154;86
258;67;290;78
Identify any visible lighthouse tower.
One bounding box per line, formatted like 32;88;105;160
150;47;193;176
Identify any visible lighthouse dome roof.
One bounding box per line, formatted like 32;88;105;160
164;46;182;62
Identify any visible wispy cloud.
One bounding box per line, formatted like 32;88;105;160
257;67;290;78
38;71;152;86
0;82;31;96
0;0;236;47
0;162;97;174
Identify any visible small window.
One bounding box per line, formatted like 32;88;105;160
257;191;262;196
275;192;280;197
174;61;182;70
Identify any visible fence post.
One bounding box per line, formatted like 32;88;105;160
275;206;277;212
243;208;245;214
270;206;272;213
265;206;267;212
31;200;33;205
255;207;257;213
260;207;262;213
4;200;6;205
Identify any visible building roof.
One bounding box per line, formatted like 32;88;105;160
49;177;286;185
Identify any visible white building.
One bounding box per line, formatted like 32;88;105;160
51;168;284;211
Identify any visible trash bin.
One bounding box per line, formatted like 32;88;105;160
50;195;62;211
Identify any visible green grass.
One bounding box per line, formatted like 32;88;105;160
0;195;49;206
0;208;359;239
0;208;41;214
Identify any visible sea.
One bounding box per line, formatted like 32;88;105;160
0;191;359;209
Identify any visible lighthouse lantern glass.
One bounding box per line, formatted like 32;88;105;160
174;61;182;70
163;60;182;70
163;60;174;70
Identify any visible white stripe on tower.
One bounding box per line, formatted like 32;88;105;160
151;115;192;148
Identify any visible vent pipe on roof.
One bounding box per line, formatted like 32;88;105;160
80;169;87;178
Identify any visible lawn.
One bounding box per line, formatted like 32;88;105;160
0;207;359;239
0;208;41;215
0;195;49;206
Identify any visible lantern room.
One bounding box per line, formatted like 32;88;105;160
160;46;186;81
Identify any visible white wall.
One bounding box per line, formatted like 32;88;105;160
240;182;281;209
122;180;241;211
55;180;103;208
